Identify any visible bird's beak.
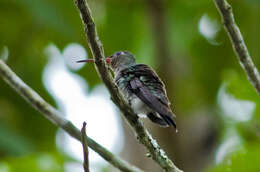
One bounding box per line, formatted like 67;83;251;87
76;59;95;63
77;57;112;64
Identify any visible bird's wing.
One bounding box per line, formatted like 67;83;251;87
129;77;172;116
120;64;175;117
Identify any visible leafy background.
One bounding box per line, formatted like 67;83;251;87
0;0;260;172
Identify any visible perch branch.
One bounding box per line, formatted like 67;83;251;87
0;59;144;172
81;122;90;172
74;0;182;171
214;0;260;96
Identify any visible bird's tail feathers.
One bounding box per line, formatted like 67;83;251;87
147;112;169;127
160;113;177;132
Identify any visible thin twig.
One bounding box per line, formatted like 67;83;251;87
0;59;145;172
73;0;183;171
81;122;90;172
214;0;260;96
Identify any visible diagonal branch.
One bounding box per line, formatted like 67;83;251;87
0;59;144;172
214;0;260;96
74;0;183;172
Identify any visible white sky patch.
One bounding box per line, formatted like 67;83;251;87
215;128;242;164
64;162;83;172
217;83;255;122
199;14;220;44
63;43;87;71
42;44;124;171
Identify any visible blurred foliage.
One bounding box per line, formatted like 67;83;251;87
0;152;65;172
0;0;260;171
208;144;260;172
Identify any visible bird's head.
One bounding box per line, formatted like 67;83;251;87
108;51;136;71
77;51;136;72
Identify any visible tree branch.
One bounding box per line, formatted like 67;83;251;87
214;0;260;96
81;122;90;172
0;59;144;172
74;0;183;171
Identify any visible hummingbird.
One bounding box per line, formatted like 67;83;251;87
78;51;177;129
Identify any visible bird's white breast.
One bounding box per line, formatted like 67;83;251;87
118;85;150;118
130;96;149;118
